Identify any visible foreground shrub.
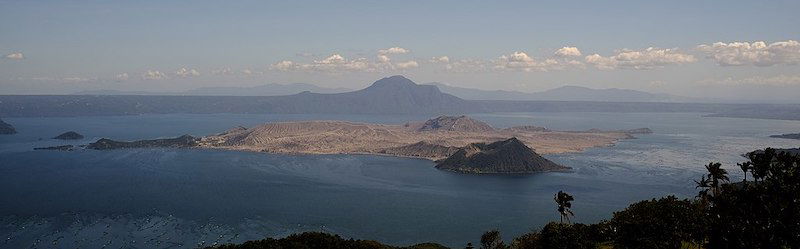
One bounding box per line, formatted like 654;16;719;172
510;222;608;249
208;232;447;249
610;196;704;249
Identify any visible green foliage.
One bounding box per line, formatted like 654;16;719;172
480;230;506;249
610;196;705;249
702;148;800;249
553;191;575;224
509;222;609;249
206;232;448;249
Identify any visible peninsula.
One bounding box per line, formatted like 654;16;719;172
770;133;800;140
199;115;646;161
83;115;648;173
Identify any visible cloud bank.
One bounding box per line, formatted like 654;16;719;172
4;52;24;60
585;47;696;70
697;40;800;66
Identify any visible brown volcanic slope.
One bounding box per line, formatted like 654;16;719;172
200;115;640;160
406;115;495;132
435;137;568;173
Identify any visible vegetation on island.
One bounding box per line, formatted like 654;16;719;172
207;147;800;249
0;118;16;134
770;133;800;140
53;131;84;140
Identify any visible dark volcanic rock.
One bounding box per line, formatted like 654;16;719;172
503;125;550;132
585;128;653;134
379;141;462;159
34;145;75;151
87;135;198;150
435;137;568;174
770;133;800;140
623;128;653;134
410;115;495;132
0;118;16;134
53;131;84;140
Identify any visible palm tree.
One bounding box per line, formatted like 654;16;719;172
554;190;575;224
704;162;729;196
738;162;749;182
694;175;712;208
738;161;751;183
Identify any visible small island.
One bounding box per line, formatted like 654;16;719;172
53;131;84;140
0;118;16;135
34;145;75;151
770;133;800;140
435;137;568;173
87;135;199;150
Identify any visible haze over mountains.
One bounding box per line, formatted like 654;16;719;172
2;75;799;120
73;83;350;96
73;79;695;103
427;82;699;102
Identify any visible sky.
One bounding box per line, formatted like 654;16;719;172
1;0;799;102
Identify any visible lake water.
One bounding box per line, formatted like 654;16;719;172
1;113;799;248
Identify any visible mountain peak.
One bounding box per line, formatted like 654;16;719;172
435;137;568;173
367;75;417;89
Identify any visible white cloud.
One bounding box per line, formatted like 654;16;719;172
270;61;297;72
585;47;696;70
697;40;800;66
240;69;253;75
430;56;450;63
142;70;167;80
271;54;372;73
115;73;129;81
698;75;800;86
270;51;422;73
445;59;489;73
395;60;419;70
24;76;96;83
175;67;200;77
4;52;24;60
61;77;95;83
493;51;583;72
212;67;234;75
555;47;582;57
378;47;410;55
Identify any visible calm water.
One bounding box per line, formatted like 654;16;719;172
1;113;799;248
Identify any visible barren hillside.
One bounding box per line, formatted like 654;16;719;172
200;116;641;160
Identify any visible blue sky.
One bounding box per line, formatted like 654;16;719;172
1;0;799;102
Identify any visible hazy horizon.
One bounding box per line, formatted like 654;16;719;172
2;0;799;103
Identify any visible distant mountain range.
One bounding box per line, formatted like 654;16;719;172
2;75;800;121
73;83;350;96
73;80;696;103
427;82;700;102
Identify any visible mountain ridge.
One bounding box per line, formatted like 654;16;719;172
73;83;350;96
427;82;699;102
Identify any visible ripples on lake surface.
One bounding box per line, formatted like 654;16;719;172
1;112;799;248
